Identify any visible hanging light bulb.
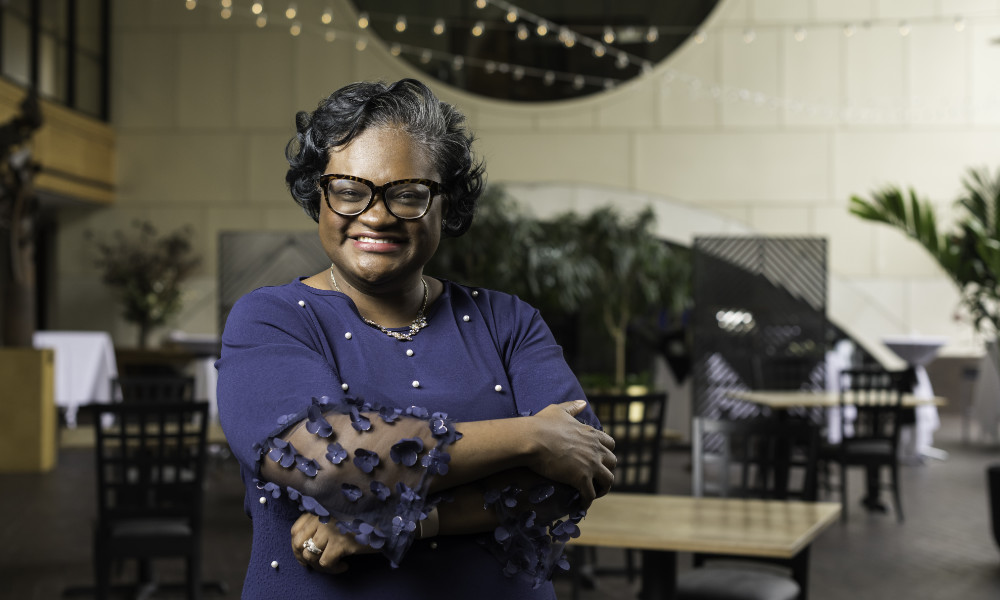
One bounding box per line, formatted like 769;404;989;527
543;71;555;86
742;28;756;43
603;26;615;44
572;75;585;90
898;21;910;36
536;21;549;36
475;0;487;8
506;9;518;23
324;29;336;42
485;61;497;74
512;66;524;80
559;29;576;48
285;2;296;20
256;13;268;27
693;29;706;44
516;23;529;40
593;44;606;58
395;15;407;33
954;16;966;32
355;37;367;51
420;50;432;64
321;7;333;25
793;26;807;42
185;0;197;10
604;79;615;90
646;26;658;43
452;56;464;70
641;61;652;74
357;12;369;29
289;20;301;36
221;0;232;7
843;23;856;37
615;53;629;69
433;18;446;35
472;21;485;37
221;6;232;19
251;1;263;15
390;43;402;56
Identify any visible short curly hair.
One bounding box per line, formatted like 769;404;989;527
285;78;485;237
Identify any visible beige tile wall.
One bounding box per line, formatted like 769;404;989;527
54;0;1000;361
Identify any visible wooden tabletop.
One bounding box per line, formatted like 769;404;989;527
728;390;947;410
576;493;841;558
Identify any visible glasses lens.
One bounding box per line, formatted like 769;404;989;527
325;178;372;215
385;182;432;218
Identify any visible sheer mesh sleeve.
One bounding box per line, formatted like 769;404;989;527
477;468;586;587
255;395;462;567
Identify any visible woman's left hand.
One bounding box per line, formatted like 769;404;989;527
291;513;372;573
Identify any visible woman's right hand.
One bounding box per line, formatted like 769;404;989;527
526;400;616;508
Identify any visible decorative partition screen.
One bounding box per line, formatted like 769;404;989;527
691;237;828;418
218;231;328;335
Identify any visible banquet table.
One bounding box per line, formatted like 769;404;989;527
32;331;118;428
574;493;841;599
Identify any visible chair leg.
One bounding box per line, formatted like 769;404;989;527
839;463;848;522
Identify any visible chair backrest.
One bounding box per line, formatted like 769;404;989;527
112;375;195;404
588;393;667;494
838;367;906;447
87;401;210;526
692;416;820;501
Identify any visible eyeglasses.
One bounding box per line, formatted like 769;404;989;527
319;174;440;220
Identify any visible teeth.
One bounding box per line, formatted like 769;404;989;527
358;236;393;244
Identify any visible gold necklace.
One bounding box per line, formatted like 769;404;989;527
329;265;429;341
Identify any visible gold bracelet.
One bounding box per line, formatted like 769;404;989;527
418;507;440;539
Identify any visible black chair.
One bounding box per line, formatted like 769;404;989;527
86;401;214;599
112;375;196;404
570;392;668;599
826;367;907;523
679;416;821;600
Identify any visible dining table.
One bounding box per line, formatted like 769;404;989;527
574;492;841;599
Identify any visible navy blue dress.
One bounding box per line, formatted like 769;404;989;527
216;278;598;599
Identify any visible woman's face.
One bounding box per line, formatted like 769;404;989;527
319;126;443;293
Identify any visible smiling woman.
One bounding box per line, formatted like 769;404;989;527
348;0;721;101
215;78;617;599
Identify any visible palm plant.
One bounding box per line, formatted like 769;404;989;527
849;166;1000;336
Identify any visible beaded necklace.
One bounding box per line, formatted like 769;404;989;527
329;265;428;341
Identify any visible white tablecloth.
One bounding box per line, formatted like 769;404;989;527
32;331;118;428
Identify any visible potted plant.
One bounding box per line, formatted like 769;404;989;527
90;220;201;349
429;187;691;393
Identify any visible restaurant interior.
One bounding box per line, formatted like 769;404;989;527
2;0;1000;599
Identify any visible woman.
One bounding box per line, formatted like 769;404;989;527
216;78;615;599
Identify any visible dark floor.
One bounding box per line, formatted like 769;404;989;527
2;412;1000;599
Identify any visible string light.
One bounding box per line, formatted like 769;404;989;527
898;21;911;36
185;0;196;10
251;1;263;15
536;21;549;36
593;44;606;58
603;26;615;44
256;14;267;28
843;23;856;37
433;18;446;35
321;7;333;25
742;28;756;43
221;7;232;19
290;20;301;35
395;15;407;33
506;9;518;23
355;37;367;51
452;56;464;70
471;21;485;36
390;43;402;56
420;49;433;63
325;29;336;42
646;26;658;43
220;0;231;7
357;12;369;29
475;0;487;9
954;16;966;32
693;29;707;44
285;2;296;20
793;26;807;42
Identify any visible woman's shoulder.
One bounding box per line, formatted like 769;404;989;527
439;280;537;317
